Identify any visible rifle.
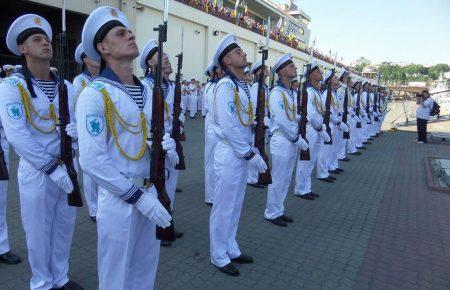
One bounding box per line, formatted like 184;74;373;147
373;87;379;122
342;83;350;139
59;0;82;207
254;46;271;185
323;79;333;145
365;88;371;124
355;85;362;128
150;3;175;241
0;131;9;180
172;52;186;170
297;76;310;160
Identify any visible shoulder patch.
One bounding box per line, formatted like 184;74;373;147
86;114;104;136
228;101;236;115
89;81;106;92
6;102;23;119
4;77;21;87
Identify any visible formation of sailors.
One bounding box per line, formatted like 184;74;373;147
0;6;388;290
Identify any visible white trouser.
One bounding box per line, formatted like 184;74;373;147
205;122;218;203
198;95;203;111
295;125;320;195
83;173;98;217
18;159;77;290
346;118;358;153
0;137;9;255
201;98;207;117
97;186;160;290
181;94;188;115
317;125;332;178
188;94;197;117
210;142;247;267
329;126;340;170
164;158;179;210
338;129;348;159
264;134;297;220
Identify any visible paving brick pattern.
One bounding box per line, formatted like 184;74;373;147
1;117;449;289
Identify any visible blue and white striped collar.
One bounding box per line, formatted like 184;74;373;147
97;67;147;106
224;71;250;98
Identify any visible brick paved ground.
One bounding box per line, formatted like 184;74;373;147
1;117;449;289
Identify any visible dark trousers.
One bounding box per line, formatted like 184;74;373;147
417;118;428;143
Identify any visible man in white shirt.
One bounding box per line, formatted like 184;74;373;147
415;90;434;143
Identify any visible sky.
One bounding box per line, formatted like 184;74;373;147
278;0;450;66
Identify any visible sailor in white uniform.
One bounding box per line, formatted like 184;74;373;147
204;63;221;205
73;43;100;222
352;79;366;150
247;59;271;187
139;39;183;246
0;14;82;290
264;53;308;227
2;65;15;78
0;80;22;266
76;7;173;289
210;34;267;277
295;61;331;199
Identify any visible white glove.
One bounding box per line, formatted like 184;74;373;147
339;122;350;132
135;186;172;228
65;122;78;139
49;165;74;194
162;133;179;166
162;133;176;151
365;116;371;123
372;112;379;118
319;125;331;142
353;115;361;122
295;136;309;151
263;116;271;127
179;114;185;123
166;148;179;167
248;153;267;174
311;116;323;129
369;107;374;113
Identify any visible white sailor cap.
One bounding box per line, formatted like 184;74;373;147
2;64;14;71
140;39;158;70
251;59;263;73
6;14;52;56
272;53;293;75
361;80;368;87
213;34;240;67
75;43;85;64
244;66;250;75
353;78;362;86
305;60;319;77
82;6;129;62
338;70;348;81
14;64;22;71
323;69;335;85
205;62;214;77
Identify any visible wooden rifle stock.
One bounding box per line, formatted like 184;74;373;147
365;89;371;124
0;131;9;181
373;88;379;122
254;48;271;185
323;85;333;145
172;53;186;170
297;80;310;160
151;22;175;242
58;27;82;207
355;86;362;128
342;84;350;139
